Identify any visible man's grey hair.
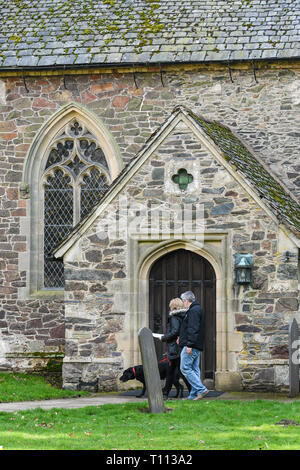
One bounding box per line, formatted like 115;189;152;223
180;291;196;303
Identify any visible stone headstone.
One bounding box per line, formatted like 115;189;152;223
138;327;165;414
289;318;299;398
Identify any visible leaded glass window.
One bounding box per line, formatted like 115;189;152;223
80;168;109;220
43;120;110;288
44;170;73;288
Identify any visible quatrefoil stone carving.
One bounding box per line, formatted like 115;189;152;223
172;168;194;191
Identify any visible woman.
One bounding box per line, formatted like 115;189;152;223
160;297;190;398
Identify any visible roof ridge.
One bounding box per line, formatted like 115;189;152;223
184;108;300;236
184;107;300;206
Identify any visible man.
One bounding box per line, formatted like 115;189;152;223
179;291;208;400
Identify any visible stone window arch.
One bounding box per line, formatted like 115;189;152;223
22;103;123;294
43;119;111;288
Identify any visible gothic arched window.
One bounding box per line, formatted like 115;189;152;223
42;119;110;288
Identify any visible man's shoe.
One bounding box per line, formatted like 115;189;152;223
193;390;209;400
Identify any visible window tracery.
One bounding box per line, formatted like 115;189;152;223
42;119;110;288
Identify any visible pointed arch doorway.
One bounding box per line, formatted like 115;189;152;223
149;249;216;382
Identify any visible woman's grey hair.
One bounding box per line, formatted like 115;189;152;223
180;291;196;303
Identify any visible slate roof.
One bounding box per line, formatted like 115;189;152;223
185;107;300;239
54;106;300;258
0;0;299;69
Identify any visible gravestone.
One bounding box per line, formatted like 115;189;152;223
138;327;165;413
289;318;299;398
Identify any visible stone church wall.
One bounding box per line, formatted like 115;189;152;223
63;124;299;392
0;63;299;386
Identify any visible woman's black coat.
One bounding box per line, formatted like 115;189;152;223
161;309;187;360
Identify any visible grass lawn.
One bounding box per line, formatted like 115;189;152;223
0;372;90;402
0;399;300;450
0;373;299;450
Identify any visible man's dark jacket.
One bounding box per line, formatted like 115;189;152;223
179;301;205;351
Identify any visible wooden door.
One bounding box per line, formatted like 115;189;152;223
149;249;216;380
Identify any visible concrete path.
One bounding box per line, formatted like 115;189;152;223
0;394;143;413
0;392;226;412
0;391;298;413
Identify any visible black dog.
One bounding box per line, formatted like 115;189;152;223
119;358;191;398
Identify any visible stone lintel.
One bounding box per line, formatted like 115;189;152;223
239;359;288;365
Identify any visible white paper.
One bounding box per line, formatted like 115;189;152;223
152;333;163;339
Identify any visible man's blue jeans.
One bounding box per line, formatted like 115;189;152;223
180;347;207;399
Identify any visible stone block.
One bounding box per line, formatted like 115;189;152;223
275;297;299;312
65;269;112;281
251;231;265;240
277;264;298;280
85;250;103;263
127;98;142;111
63;363;83;384
270;345;288;359
152;168;165;180
112;96;130;108
215;371;242;391
254;367;274;384
236;325;261;333
211;202;234;215
274;365;289;388
50;324;65;339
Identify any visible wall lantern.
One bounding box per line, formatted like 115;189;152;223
234;254;253;285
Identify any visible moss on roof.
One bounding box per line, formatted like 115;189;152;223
188;108;300;236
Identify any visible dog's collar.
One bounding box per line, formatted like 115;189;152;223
159;358;169;363
133;367;136;377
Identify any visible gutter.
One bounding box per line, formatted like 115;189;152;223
0;58;299;77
